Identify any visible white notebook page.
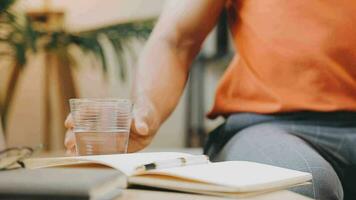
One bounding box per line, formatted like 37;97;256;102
26;152;192;176
145;161;312;192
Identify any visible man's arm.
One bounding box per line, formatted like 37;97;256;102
130;0;227;151
64;0;227;153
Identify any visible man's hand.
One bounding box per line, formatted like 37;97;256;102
127;98;160;152
64;98;160;154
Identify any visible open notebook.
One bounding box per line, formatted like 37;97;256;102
24;152;312;198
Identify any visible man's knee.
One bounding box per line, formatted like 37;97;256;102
229;123;289;144
214;123;344;200
214;123;288;162
306;167;344;200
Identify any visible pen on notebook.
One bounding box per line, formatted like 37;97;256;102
135;155;210;172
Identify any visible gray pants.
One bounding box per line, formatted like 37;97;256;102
204;112;356;200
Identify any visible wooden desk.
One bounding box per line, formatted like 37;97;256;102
118;189;313;200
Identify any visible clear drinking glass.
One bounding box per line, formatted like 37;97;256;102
69;98;132;156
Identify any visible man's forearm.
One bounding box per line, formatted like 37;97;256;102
133;35;194;125
132;0;226;127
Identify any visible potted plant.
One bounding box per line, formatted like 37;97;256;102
0;0;153;150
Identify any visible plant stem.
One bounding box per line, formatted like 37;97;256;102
0;100;4;138
43;53;52;151
1;61;22;136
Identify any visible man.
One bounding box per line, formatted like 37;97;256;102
65;0;356;199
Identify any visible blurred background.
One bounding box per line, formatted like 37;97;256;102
0;0;233;152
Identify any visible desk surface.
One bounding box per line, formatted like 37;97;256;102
118;189;313;200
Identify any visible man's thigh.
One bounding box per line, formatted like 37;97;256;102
213;123;343;200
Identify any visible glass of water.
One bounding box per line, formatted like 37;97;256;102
69;98;132;156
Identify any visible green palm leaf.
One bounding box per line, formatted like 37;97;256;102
0;0;16;13
0;0;155;135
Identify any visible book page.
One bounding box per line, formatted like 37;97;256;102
129;174;310;196
142;161;312;192
24;152;192;176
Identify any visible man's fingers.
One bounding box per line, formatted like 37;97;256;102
132;105;150;136
66;146;77;155
136;122;149;135
64;114;74;128
64;129;76;149
132;119;148;136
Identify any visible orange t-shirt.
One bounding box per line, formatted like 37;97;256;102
208;0;356;119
